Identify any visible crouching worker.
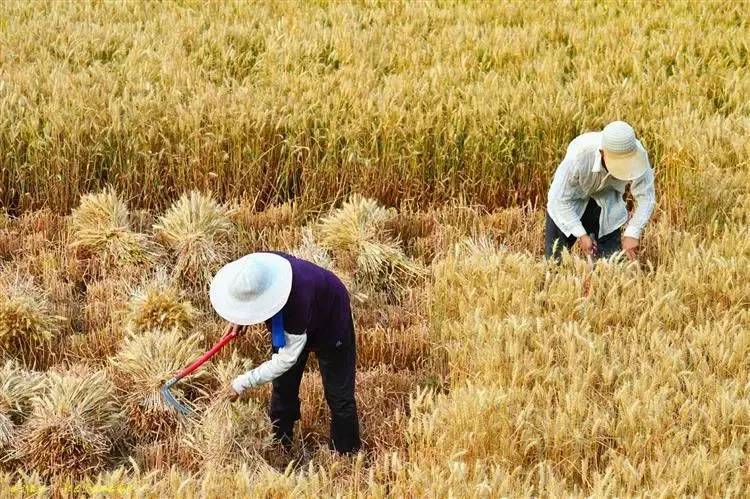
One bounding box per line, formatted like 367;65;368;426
209;252;361;454
546;121;656;260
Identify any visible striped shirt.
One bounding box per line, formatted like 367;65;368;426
546;132;656;239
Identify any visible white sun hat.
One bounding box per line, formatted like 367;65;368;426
601;121;650;181
209;253;293;325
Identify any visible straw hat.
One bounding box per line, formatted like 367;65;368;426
209;253;293;325
601;121;650;181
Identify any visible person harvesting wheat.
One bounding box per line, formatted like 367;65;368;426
545;121;656;260
209;252;361;454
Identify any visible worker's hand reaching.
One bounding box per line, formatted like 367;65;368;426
227;322;248;336
578;234;597;257
225;385;241;403
621;236;639;260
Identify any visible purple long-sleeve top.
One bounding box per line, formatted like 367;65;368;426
264;252;353;350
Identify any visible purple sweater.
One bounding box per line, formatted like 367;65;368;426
264;252;353;350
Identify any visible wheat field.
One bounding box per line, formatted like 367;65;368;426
1;0;749;497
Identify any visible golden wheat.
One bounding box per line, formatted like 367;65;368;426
2;2;748;214
0;0;748;495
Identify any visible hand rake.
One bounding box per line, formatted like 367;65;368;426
161;325;239;415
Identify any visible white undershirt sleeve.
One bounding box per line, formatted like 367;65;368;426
231;332;307;394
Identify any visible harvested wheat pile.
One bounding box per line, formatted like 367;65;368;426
317;196;424;295
0;361;42;454
69;189;158;274
0;278;65;366
110;329;209;440
12;369;122;478
153;191;233;289
292;228;336;270
292;228;362;301
125;272;197;336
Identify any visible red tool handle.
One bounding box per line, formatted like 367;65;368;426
175;326;238;381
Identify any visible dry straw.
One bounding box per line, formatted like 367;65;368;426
297;365;417;453
82;276;129;332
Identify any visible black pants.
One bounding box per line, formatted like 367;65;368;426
545;199;622;260
269;328;360;454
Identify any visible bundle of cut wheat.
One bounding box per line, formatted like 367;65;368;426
125;272;197;336
69;189;158;274
293;228;336;270
317;196;424;295
0;361;42;454
110;329;209;440
0;279;65;365
292;228;363;302
153;191;234;289
12;369;122;478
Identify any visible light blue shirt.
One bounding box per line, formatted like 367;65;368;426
547;132;656;239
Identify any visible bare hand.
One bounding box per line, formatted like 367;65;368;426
578;235;597;257
226;385;240;403
621;236;639;260
228;322;247;336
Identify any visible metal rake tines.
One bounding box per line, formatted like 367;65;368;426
161;377;191;416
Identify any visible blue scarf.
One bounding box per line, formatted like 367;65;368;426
271;311;285;348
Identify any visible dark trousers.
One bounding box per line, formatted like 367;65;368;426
269;327;360;454
545;199;622;260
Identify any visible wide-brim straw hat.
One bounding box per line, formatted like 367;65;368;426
602;121;650;181
209;253;292;325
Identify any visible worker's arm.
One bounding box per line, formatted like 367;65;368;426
550;162;587;239
623;167;656;240
231;332;307;394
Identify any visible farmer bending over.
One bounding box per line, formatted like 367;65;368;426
545;121;656;260
209;252;360;454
